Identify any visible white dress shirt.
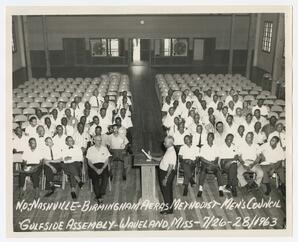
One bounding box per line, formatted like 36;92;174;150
179;144;200;160
52;134;67;152
73;131;91;149
13;135;28;153
22;147;43;164
200;143;219;161
260;143;285;165
238;142;260;165
109;134;129;149
159;146;177;171
62;145;83;163
86;145;111;164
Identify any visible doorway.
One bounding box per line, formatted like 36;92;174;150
130;38;151;65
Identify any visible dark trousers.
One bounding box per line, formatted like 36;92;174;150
181;160;195;185
110;149;129;175
199;163;224;187
219;160;238;187
44;162;63;189
88;163;109;199
19;165;42;189
61;161;82;188
158;168;176;211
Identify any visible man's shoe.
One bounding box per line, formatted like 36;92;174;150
78;181;84;189
197;191;202;197
71;192;77;200
44;186;55;197
231;187;237;197
122;173;127;181
183;186;188;196
219;190;224;197
190;178;196;187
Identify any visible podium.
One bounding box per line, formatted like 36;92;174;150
134;154;160;203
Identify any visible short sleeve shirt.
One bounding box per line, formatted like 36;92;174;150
86;145;111;164
159;146;177;171
179;144;200;160
22;147;43;164
260;143;285;165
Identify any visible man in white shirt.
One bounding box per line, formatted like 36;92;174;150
74;96;85;118
224;89;235;106
50;109;60;127
178;135;200;196
61;136;84;199
35;108;45;125
207;94;219;111
232;94;243;110
109;125;130;180
44;117;55;138
259;136;286;196
117;91;132;109
34;125;47;150
225;115;238;135
237;132;263;192
227;100;236;116
252;109;268;128
162;107;176;130
43;137;63;197
148;136;176;215
171;123;190;152
88;116;100;137
243;113;255;134
99;108;112;134
218;134;239;197
13;127;28;153
56;101;66;122
52;125;67;152
252;99;269;117
268;122;286;150
18;137;43;198
180;101;193;121
115;108;133;130
61;117;74;136
89;88;104;111
192;124;206;148
233;107;245;127
214;121;227;146
198;132;224;197
253;121;267;145
161;96;172;116
86;135;111;204
73;122;91;153
25;116;38;138
188;113;202;134
204;89;213;104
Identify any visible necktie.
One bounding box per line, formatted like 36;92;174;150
199;134;202;147
96;97;99;107
69;146;73;149
50;147;54;160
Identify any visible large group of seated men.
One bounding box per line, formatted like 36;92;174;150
13;90;133;204
161;88;286;197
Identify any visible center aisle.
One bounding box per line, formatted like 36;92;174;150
129;65;164;155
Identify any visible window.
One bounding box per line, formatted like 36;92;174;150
262;21;273;53
107;39;119;56
157;38;188;57
12;21;17;53
90;38;121;57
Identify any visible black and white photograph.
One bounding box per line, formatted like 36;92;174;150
6;5;293;237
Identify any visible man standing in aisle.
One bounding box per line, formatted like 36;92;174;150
148;136;176;215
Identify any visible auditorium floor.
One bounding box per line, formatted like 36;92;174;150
129;64;165;155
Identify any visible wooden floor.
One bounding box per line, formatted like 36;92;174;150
13;64;286;232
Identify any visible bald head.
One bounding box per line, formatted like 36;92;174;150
164;136;174;148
